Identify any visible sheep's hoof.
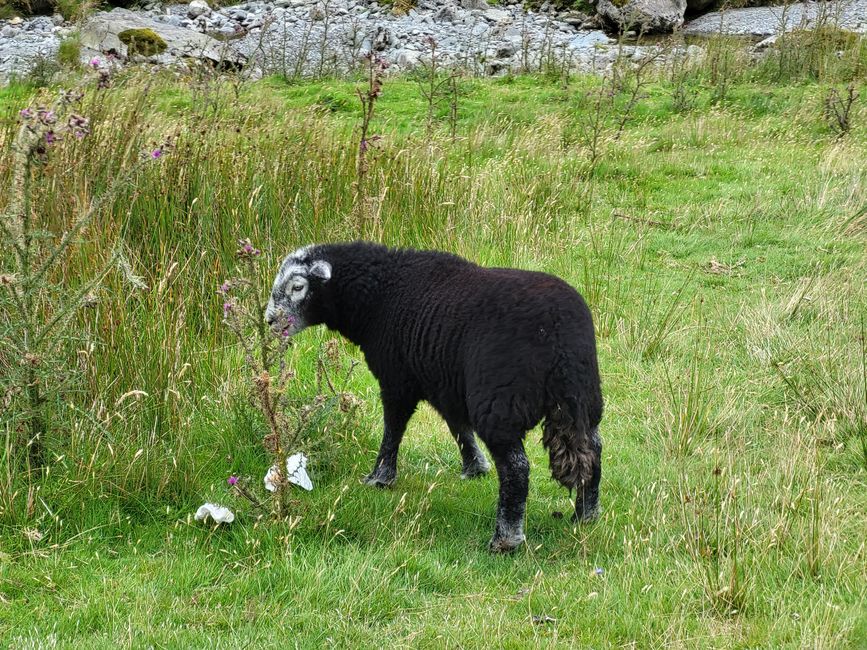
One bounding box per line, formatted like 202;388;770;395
361;471;396;488
572;507;600;523
460;458;490;480
488;533;525;554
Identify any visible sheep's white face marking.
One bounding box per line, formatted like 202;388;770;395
287;276;309;303
265;246;331;336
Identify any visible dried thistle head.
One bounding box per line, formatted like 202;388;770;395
253;371;271;390
236;238;262;259
21;353;41;367
323;339;340;365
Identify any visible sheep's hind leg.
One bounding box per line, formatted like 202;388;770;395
486;440;529;553
448;424;490;479
362;393;416;488
573;426;602;522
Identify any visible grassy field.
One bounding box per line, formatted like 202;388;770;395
1;50;866;648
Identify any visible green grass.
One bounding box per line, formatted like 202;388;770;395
1;63;865;648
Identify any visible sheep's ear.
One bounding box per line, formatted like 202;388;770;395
309;260;331;282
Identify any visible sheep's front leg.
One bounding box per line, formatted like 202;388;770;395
487;441;529;553
362;392;417;488
448;424;490;479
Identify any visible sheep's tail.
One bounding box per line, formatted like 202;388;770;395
542;355;603;492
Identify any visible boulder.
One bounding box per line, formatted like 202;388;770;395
596;0;686;34
81;8;245;67
570;30;611;47
482;7;511;24
187;0;211;19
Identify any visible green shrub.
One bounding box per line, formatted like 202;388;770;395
119;28;168;57
57;34;82;69
55;0;95;21
761;26;867;83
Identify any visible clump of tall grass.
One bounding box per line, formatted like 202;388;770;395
661;334;723;457
761;26;867;84
678;458;754;616
0;76;148;472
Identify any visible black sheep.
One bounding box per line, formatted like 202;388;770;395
266;242;603;552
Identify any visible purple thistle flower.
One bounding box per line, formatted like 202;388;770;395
217;281;231;295
151;149;163;159
44;130;58;145
68;114;90;140
37;109;56;125
359;138;368;153
90;57;101;68
280;316;295;338
223;302;233;315
19;108;33;120
227;475;238;486
235;238;261;259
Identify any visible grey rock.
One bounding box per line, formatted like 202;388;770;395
485;59;509;75
569;30;609;48
188;0;212;19
81;8;245;66
752;34;777;50
310;4;325;20
482;7;511;24
495;41;517;57
461;0;489;10
596;0;686;34
684;0;867;37
395;47;420;66
561;12;589;28
372;25;397;50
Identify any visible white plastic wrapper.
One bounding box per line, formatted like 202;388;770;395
194;502;235;524
264;452;313;492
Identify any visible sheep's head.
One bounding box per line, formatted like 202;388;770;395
265;246;331;336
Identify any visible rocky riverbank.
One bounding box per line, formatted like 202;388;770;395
685;0;867;36
0;0;677;81
2;0;867;82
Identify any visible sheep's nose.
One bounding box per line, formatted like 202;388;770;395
264;300;278;326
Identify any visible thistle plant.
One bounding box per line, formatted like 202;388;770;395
219;239;308;518
1;71;154;473
354;53;387;225
823;83;859;138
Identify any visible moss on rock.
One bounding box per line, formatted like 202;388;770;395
119;28;167;57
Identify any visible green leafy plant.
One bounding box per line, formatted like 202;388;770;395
56;35;82;70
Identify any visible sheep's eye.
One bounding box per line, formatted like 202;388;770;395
291;283;305;292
